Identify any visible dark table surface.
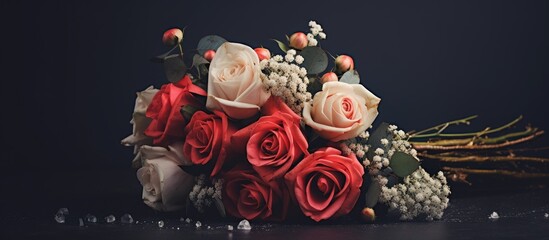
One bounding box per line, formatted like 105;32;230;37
1;168;548;240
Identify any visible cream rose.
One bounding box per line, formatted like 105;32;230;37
135;142;194;211
206;42;271;119
302;82;380;142
121;86;159;153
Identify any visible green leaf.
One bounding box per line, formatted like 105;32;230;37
339;70;360;84
366;122;391;160
150;45;179;63
299;46;328;75
180;105;200;120
192;54;209;67
390;151;420;178
213;196;226;217
272;39;288;53
306;76;323;95
163;54;188;83
197;35;227;55
364;181;381;208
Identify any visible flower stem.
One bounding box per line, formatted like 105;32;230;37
407;115;478;139
443;167;549;178
409;115;523;139
419;152;549;163
411;129;544;150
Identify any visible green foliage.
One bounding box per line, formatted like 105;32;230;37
197;35;227;55
299;46;328;75
273;39;288;53
339;70;360;84
163;54;188;83
390;151;420;178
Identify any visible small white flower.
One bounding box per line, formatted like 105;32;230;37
373;155;382;162
285;54;295;63
308;38;318;46
381;138;389;146
295;55;304;64
318;32;326;39
382;158;390;167
287;49;296;56
375;148;385;155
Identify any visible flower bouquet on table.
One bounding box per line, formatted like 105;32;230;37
122;21;543;223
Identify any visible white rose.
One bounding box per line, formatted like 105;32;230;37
302;82;380;142
121;86;159;153
135;142;194;211
206;42;271;119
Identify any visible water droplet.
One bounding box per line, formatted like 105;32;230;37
135;220;139;224
54;212;65;223
227;225;234;231
489;212;499;220
185;218;191;223
237;219;252;230
79;218;84;227
544;213;549;218
179;217;185;222
85;214;97;223
158;220;165;228
105;215;116;223
195;221;202;228
207;226;212;230
177;227;180;230
121;214;134;224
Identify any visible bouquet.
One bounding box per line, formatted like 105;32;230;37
121;21;459;222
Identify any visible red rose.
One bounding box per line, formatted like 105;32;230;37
183;110;236;177
223;164;290;221
232;96;308;182
144;74;206;146
284;147;364;222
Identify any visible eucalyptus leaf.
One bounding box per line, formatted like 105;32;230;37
192;54;209;67
272;39;288;53
197;35;227;55
366;122;391;160
306;76;323;95
386;174;400;188
390;151;420;178
163;54;187;83
364;181;381;208
299;46;328;75
151;45;179;63
339;70;360;84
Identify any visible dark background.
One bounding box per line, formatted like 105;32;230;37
1;0;548;238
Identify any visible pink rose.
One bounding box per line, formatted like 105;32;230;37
223;164;290;221
302;82;380;142
284;147;364;222
232;96;308;182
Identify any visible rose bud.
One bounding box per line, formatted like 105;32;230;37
335;55;355;73
254;47;271;61
162;28;184;46
289;32;308;50
320;72;338;84
361;207;376;222
203;50;216;61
